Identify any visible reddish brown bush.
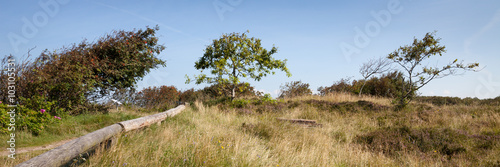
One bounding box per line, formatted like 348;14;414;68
136;85;180;111
1;26;166;114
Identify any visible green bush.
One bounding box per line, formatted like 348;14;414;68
1;97;63;135
318;77;355;95
318;71;415;99
201;82;258;98
260;93;276;103
231;99;250;108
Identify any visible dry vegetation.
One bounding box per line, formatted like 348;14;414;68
66;93;500;167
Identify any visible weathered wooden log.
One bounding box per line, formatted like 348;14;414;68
118;105;185;132
17;105;185;167
16;124;123;167
276;117;323;127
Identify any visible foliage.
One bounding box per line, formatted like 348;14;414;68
357;71;414;98
1;26;165;114
359;57;392;96
318;72;415;98
201;82;258;98
188;31;291;99
179;88;202;103
136;85;180;112
415;96;500;106
1;96;63;135
278;81;312;98
260;93;276;103
387;31;479;109
0;26;165;134
318;77;356;96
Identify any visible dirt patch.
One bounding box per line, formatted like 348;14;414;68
0;138;77;156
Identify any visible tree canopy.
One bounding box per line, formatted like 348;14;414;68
187;31;291;98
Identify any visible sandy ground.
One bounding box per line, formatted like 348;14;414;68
1;138;77;156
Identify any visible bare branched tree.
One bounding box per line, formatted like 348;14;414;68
359;57;392;96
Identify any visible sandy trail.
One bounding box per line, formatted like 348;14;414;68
1;138;77;156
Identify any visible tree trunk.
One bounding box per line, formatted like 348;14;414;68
231;66;237;100
232;86;235;99
359;80;367;97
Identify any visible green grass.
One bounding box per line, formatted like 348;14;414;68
0;108;142;148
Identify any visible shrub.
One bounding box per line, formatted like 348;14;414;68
201;82;258;98
1;96;63;135
359;71;410;98
278;81;312;98
0;26;166;114
318;77;355;96
179;88;202;103
136;85;180;111
355;126;499;164
415;96;500;106
318;71;414;99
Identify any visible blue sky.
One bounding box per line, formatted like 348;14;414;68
2;0;500;98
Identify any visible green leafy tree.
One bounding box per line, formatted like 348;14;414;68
387;32;479;109
187;31;291;99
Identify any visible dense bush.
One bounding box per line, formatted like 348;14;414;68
356;71;410;98
0;26;165;112
278;81;312;98
1;97;63;135
201;82;258;98
179;88;203;103
136;85;180;112
0;26;166;134
318;71;415;99
318;77;354;96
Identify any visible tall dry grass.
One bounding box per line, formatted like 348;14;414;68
11;93;498;166
78;94;498;166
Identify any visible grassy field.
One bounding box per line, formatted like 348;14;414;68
66;93;500;166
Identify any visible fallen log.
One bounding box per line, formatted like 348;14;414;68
118;105;185;132
17;105;185;167
16;124;122;167
276;117;323;127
